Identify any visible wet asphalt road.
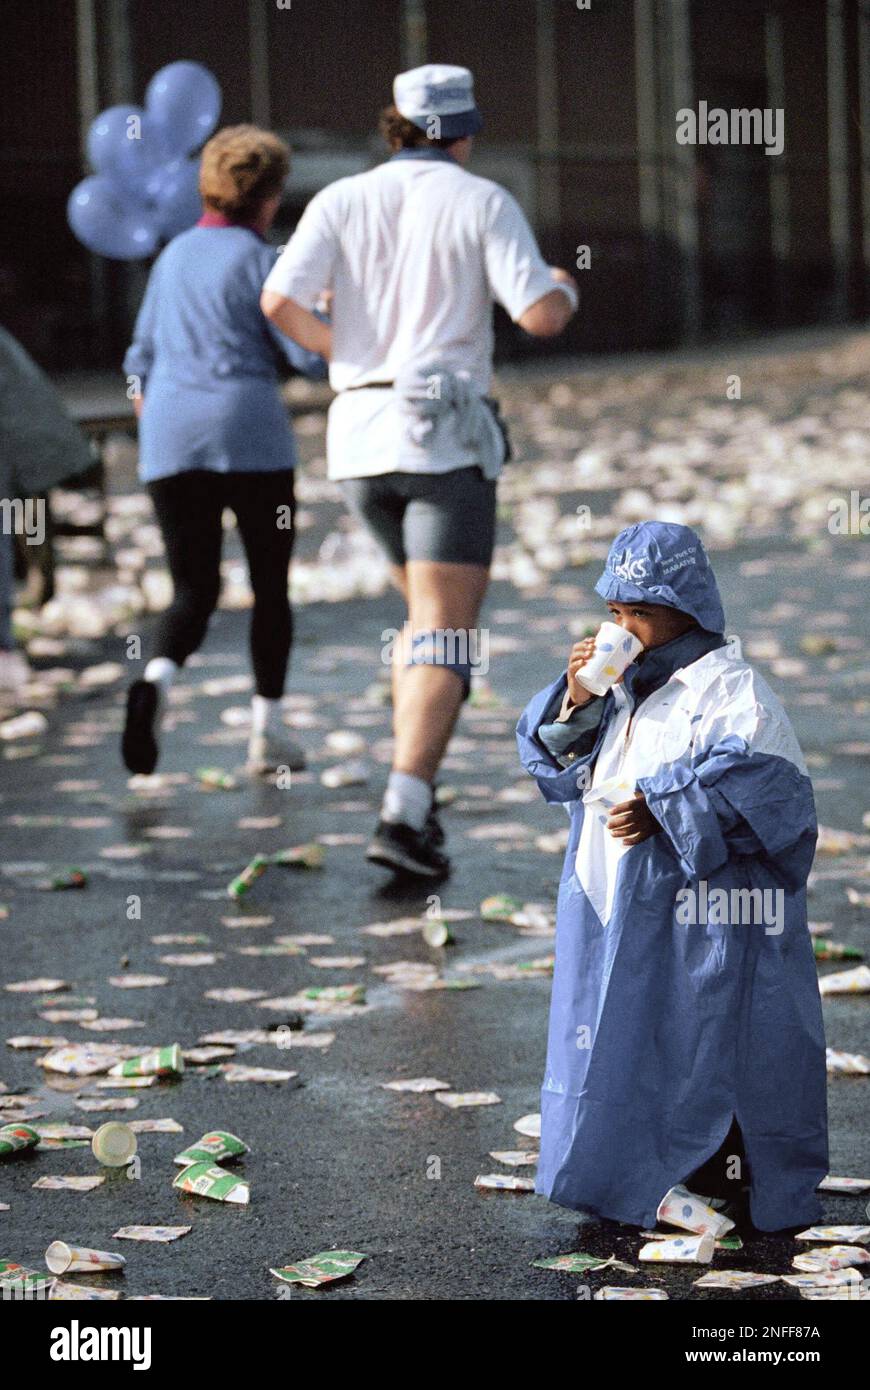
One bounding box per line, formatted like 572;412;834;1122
2;522;869;1303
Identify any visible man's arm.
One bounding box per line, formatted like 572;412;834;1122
517;269;578;337
260;291;332;359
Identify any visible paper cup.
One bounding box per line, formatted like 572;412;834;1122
422;919;453;947
656;1183;735;1238
91;1121;137;1167
45;1241;126;1275
575;622;643;697
639;1234;715;1264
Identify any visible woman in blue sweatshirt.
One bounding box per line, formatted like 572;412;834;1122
121;125;326;777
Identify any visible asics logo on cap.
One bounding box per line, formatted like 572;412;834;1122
422;85;469;105
610;551;649;582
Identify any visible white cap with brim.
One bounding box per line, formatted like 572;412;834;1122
393;64;483;139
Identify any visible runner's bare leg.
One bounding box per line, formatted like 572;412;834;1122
392;560;489;784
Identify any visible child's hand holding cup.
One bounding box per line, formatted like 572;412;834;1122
567;622;644;704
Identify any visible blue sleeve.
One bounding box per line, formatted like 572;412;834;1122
637;734;818;886
516;673;611;804
122;262;161;391
538;696;606;762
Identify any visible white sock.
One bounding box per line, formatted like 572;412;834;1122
251;694;282;737
381;770;432;831
144;657;178;695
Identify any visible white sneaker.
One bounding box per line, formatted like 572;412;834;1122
246;731;307;777
0;649;33;692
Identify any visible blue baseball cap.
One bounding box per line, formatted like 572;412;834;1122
594;522;726;634
393;64;483;139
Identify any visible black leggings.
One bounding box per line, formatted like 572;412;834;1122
147;469;296;699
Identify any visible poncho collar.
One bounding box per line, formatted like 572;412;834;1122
622;626;726;708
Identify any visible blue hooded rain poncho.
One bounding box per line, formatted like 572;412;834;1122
516;522;828;1231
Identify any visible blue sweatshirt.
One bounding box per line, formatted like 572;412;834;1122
123;224;326;483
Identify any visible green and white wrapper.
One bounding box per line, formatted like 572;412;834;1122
270;1250;367;1288
303;985;365;1004
0;1259;56;1293
172;1161;250;1204
174;1130;249;1167
227;855;269;900
0;1123;40;1157
108;1044;184;1078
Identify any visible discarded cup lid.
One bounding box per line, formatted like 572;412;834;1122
91;1122;137;1167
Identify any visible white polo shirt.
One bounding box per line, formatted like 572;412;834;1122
263;151;556;480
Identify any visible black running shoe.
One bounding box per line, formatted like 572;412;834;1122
366;818;449;878
121;679;161;775
426;800;445;848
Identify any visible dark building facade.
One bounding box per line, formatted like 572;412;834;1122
1;0;868;369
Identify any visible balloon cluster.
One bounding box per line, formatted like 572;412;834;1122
67;61;222;260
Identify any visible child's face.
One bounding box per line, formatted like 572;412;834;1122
606;601;695;651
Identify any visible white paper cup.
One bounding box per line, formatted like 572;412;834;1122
656;1183;735;1237
575;622;643;697
45;1241;126;1275
91;1121;137;1167
639;1233;715;1263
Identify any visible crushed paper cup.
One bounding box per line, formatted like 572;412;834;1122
792;1245;870;1273
38;1046;119;1077
639;1233;715;1263
480;893;523;921
513;1113;541;1138
795;1225;870;1243
533;1252;616;1273
594;1286;668;1300
819;965;870;996
380;1078;451;1093
113;1226;191;1242
174;1130;249;1167
656;1183;735;1237
436;1091;501;1108
575;622;643;697
818;1175;870;1194
108;1044;184;1078
45;1242;126;1275
474;1174;535;1192
826;1048;870;1074
271;843;324;869
270;1250;366;1288
49;1281;122;1300
0;1123;40;1157
0;1260;56;1294
781;1268;864;1289
694;1270;779;1289
91;1122;137;1167
172;1161;249;1204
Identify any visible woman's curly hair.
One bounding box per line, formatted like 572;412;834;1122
199;125;290;221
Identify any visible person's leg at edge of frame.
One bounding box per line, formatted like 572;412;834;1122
121;471;223;775
230;469;306;777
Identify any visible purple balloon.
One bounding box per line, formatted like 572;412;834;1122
145;62;222;157
67;176;159;260
152;157;203;240
86;105;167;190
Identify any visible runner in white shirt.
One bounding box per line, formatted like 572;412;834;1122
263;64;577;877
